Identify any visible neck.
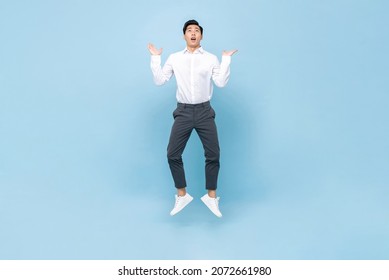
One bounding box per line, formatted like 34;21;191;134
186;45;201;53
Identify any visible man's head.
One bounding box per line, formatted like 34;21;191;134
183;19;203;35
183;19;203;50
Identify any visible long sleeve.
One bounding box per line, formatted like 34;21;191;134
212;55;231;88
150;55;174;86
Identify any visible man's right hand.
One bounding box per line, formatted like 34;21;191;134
148;43;163;55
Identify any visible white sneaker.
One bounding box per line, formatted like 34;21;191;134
201;194;222;218
170;193;193;216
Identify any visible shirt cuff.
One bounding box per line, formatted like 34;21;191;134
151;55;161;64
221;55;231;64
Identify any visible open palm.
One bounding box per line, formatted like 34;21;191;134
222;49;238;56
148;43;163;55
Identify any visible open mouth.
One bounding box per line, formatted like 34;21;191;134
191;37;196;41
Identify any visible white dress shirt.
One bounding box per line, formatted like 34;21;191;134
150;47;231;104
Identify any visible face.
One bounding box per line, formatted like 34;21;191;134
184;24;203;49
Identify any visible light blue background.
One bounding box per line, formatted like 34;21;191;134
1;0;388;259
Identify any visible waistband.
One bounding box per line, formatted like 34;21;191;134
177;101;210;108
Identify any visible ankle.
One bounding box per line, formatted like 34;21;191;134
177;187;187;197
207;190;216;198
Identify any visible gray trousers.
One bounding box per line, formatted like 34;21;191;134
167;101;220;190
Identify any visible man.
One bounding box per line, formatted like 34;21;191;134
148;19;237;218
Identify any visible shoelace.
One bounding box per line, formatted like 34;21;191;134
211;197;219;209
175;195;187;207
174;196;181;207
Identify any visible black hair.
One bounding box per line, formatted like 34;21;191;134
183;19;203;35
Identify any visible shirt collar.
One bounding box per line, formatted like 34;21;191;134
183;46;204;54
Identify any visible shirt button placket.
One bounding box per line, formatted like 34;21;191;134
190;54;195;104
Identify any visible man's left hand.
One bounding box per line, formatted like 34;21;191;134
222;49;238;56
